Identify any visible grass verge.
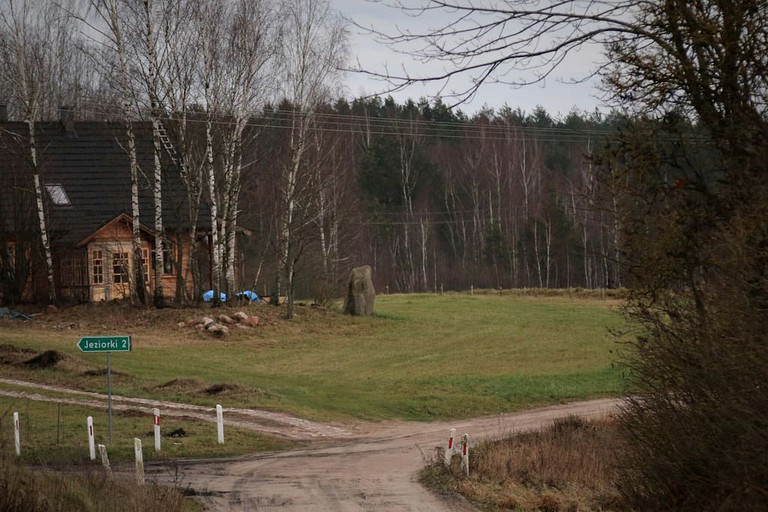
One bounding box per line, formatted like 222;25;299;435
0;453;198;512
421;416;628;511
0;396;294;465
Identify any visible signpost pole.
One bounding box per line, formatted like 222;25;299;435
107;351;113;446
76;335;130;446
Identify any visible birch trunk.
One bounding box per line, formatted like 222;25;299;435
27;118;56;304
143;0;164;307
205;118;221;305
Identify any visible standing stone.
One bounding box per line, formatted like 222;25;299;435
344;266;375;316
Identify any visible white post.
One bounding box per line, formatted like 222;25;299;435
98;444;112;476
87;416;96;460
13;411;20;456
444;428;456;467
153;408;161;452
461;433;469;477
216;404;224;444
134;438;145;485
470;285;474;295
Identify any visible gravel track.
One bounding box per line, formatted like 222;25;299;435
0;377;620;511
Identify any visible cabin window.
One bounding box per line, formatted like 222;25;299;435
112;252;129;284
45;184;71;206
91;250;103;284
141;248;150;284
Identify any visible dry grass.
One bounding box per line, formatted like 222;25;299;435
423;416;628;512
0;453;197;512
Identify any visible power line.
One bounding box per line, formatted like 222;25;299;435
62;99;621;144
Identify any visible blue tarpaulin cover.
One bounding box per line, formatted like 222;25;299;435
0;307;32;320
235;290;260;302
202;290;227;302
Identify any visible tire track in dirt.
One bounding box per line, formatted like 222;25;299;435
0;377;621;511
146;398;620;511
0;377;352;440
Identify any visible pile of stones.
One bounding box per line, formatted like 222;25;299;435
182;311;260;337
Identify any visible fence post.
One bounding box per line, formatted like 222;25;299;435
153;408;161;452
13;411;20;456
461;433;470;477
216;404;224;444
444;428;456;467
87;416;96;460
98;444;112;476
134;438;145;485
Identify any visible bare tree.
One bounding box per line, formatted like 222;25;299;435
0;0;78;304
351;1;632;105
275;0;347;318
189;0;278;305
84;0;149;305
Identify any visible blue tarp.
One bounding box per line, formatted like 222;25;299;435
0;307;32;320
202;290;227;302
235;290;260;302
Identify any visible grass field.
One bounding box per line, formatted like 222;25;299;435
0;395;294;464
0;293;628;424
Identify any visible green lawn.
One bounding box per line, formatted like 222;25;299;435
0;396;294;465
0;293;629;423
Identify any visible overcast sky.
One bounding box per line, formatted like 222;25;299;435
332;0;608;118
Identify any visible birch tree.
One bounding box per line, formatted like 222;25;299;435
138;0;167;308
276;0;347;318
218;0;278;298
0;0;75;304
85;0;148;305
190;0;277;305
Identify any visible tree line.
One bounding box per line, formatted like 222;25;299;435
0;0;622;314
243;98;623;301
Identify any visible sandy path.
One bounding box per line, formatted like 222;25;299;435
148;398;619;511
0;377;619;511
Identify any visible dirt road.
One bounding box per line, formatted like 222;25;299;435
1;378;619;511
149;398;619;511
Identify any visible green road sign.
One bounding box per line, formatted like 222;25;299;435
77;335;131;353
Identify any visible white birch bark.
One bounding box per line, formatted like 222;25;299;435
141;0;165;307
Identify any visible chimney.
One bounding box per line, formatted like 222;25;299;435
59;105;75;134
0;104;7;122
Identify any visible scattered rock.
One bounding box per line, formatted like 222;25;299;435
183;310;262;337
177;322;186;328
208;324;229;337
46;304;58;314
217;314;235;325
187;316;205;326
343;265;376;316
242;315;259;327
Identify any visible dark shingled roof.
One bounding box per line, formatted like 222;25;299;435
0;120;209;247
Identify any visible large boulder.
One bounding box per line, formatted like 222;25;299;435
343;266;375;316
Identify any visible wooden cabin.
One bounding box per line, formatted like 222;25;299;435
0;108;210;304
